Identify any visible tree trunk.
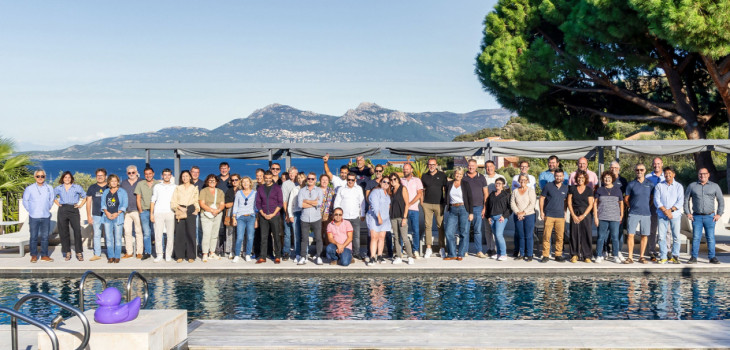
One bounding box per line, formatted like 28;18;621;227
684;123;720;183
700;55;730;192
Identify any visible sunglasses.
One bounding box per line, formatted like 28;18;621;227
375;170;383;173
127;172;137;175
35;175;46;178
333;213;343;217
381;181;390;185
347;179;356;182
271;168;280;171
232;179;240;181
635;169;645;172
307;178;316;181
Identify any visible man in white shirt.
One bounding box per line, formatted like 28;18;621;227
281;167;299;259
512;160;537;190
333;172;365;260
323;153;349;191
150;168;176;262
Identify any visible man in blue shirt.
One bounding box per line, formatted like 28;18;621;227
538;155;568;189
22;170;55;262
624;163;654;264
539;169;568;262
653;166;684;264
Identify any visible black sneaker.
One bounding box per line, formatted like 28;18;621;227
524;256;533;262
540;257;550;263
282;253;290;261
555;256;565;263
141;253;151;261
512;251;520;258
486;249;495;257
687;257;697;264
710;257;721;264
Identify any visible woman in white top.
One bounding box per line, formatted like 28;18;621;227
510;174;537;261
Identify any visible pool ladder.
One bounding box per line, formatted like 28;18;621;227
1;293;91;350
79;270;150;311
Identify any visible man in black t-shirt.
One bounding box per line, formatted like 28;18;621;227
539;170;568;263
420;158;448;258
86;168;108;261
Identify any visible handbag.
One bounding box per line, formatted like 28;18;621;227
175;206;188;220
204;189;218;219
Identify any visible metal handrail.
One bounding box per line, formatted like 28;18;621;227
1;306;59;350
13;293;90;350
79;270;107;312
126;270;149;308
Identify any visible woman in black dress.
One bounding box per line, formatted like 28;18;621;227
567;170;595;263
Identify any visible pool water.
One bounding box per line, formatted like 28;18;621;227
1;275;728;324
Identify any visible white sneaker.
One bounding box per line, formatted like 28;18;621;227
295;255;301;264
210;253;220;260
439;248;446;258
424;248;432;259
233;256;240;263
407;257;415;265
297;257;307;265
413;251;420;259
614;256;623;264
489;254;497;259
392;257;403;264
165;257;172;262
497;255;507;261
595;257;603;264
153;257;163;263
245;255;252;262
617;253;626;262
316;257;323;265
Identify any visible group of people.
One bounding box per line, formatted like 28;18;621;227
20;154;725;266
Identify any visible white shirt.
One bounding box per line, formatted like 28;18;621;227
331;176;346;192
333;184;365;219
512;174;536;190
449;184;464;204
281;180;296;207
485;174;506;194
287;186;302;214
150;182;176;213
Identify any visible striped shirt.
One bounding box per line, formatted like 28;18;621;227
54;184;86;205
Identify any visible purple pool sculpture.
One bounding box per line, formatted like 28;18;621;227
93;287;141;324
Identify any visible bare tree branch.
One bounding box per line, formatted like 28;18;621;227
563;103;679;126
549;83;612;94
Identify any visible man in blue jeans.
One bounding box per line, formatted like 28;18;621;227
654;167;684;264
85;168;108;261
134;167;158;260
462;159;489;258
22;170;55;262
326;208;353;266
684;168;724;264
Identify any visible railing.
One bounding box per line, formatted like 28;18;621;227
79;270;107;312
126;270;149;308
13;293;90;350
1;306;58;350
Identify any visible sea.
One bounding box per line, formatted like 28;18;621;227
31;158;401;181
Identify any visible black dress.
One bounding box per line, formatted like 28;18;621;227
568;185;593;260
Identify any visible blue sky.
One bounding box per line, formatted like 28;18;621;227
0;1;499;151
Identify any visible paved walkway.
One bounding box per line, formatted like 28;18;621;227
186;320;730;349
1;243;728;275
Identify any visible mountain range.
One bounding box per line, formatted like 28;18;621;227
29;102;512;159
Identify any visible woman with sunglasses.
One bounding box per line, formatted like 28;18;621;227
366;177;392;265
388;173;415;264
223;174;241;259
233;176;257;262
100;174;128;263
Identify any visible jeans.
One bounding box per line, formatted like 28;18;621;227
91;215;104;256
139;210;153;254
103;220;124;259
691;214;716;259
407;210;420;254
597;220;620;257
657;215;682;260
513;213;535;257
326;244;352;266
283;213;294;256
235;215;256;257
445;205;470;257
29;217;51;257
470;206;484;254
490;215;508;256
291;211;302;257
346;218;362;258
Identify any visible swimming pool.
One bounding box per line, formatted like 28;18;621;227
1;275;728;324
